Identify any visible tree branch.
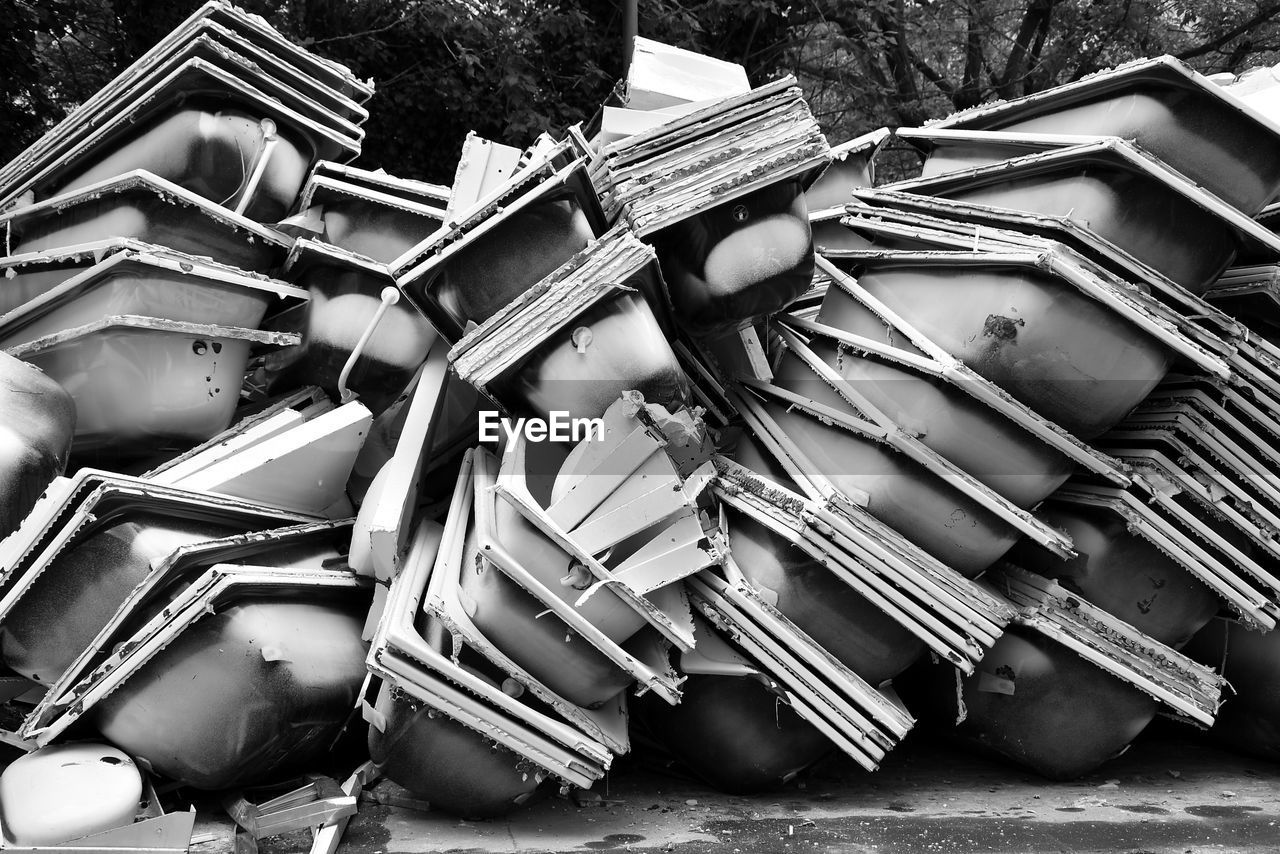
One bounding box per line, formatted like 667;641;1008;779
1176;4;1280;61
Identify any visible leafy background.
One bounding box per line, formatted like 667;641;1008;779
6;0;1280;184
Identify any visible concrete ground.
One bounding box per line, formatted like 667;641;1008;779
208;723;1280;854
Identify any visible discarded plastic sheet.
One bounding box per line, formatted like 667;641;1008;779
470;449;684;704
350;345;454;579
0;247;307;348
0;812;195;854
1047;484;1279;630
796;256;1130;484
393;141;608;342
849;187;1246;349
223;778;357;839
988;565;1225;726
449;226;685;419
21;517;353;739
143;386;329;481
27;565;369;778
623;37;750;110
366;516;611;789
738;336;1077;565
0;171;293;272
6;315;299;455
816;249;1177;439
713;456;1014;673
882;140;1280;291
423;456;630;754
493;403;713;651
445;133;528;221
685;565;914;772
803;128;893;211
927;54;1280;215
161;401;371;516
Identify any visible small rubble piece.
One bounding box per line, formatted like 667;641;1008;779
0;743;141;845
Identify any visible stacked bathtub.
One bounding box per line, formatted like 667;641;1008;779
797;56;1280;778
2;5;1279;831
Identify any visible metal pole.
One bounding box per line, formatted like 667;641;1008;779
622;0;638;75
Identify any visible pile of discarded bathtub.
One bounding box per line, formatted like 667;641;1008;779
4;2;1280;845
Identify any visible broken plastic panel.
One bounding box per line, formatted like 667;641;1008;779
714;455;1014;674
0;247;307;349
804;128;893;212
849;187;1246;351
0;352;74;541
393;142;610;343
279;237;435;416
365;515;611;793
989;566;1225;727
493;398;714;653
223;777;357;840
1206;267;1280;343
928;55;1280;215
449;226;687;420
470;448;685;705
592;77;830;333
0;171;293;273
817;249;1177;440
738;335;1076;572
141;386;329;482
622;37;750;111
296;165;446;264
7;315;298;456
423;456;629;754
883;139;1280;292
158;400;371;517
21;517;352;739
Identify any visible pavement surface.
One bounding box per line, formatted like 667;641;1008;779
198;724;1280;854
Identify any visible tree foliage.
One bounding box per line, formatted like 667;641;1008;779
6;0;1280;184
